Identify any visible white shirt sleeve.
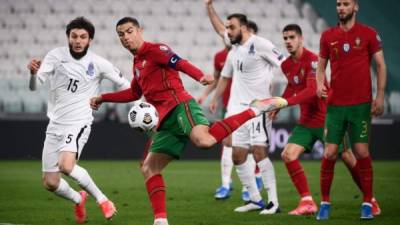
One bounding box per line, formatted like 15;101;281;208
221;50;234;78
100;59;130;90
258;38;286;67
223;31;232;48
36;49;58;85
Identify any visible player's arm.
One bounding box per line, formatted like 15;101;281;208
27;51;56;91
259;39;286;67
90;79;141;110
204;0;225;38
151;45;213;85
371;50;387;116
198;69;220;104
209;76;230;114
101;59;130;90
316;56;328;98
286;78;317;105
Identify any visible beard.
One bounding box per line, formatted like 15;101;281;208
338;11;355;23
69;44;89;60
230;32;243;45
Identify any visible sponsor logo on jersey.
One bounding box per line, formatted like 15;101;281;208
311;61;318;70
355;37;361;47
376;34;381;42
142;60;147;68
135;68;140;78
293;75;299;84
159;45;169;51
330;41;338;46
248;43;256;55
86;62;95;76
343;43;350;53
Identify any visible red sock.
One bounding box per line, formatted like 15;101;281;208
357;156;373;203
320;157;336;202
348;162;363;191
145;174;167;219
209;109;255;142
285;160;311;198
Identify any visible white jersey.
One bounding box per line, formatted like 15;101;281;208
221;35;285;114
35;47;130;125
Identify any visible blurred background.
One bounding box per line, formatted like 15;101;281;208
0;0;399;160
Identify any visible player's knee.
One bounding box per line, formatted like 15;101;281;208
58;163;74;175
232;153;246;165
140;163;156;179
323;150;338;160
281;149;296;162
43;177;59;191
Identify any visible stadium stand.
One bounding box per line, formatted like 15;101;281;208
0;0;397;120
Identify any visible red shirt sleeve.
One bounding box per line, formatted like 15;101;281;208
101;78;141;103
175;59;204;81
368;28;382;55
214;53;220;72
319;32;329;59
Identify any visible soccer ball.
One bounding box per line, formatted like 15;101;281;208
128;101;159;131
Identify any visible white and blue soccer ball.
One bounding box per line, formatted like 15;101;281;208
128;101;159;131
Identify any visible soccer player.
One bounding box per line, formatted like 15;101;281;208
89;17;287;225
207;10;285;213
27;17;130;223
198;20;261;201
315;0;386;220
272;24;380;216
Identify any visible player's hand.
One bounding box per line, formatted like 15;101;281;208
371;95;385;117
209;98;218;114
27;59;41;75
197;93;208;105
90;96;103;110
316;83;328;98
268;109;280;121
200;75;214;86
204;0;213;6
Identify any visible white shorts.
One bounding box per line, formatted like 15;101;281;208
42;122;91;172
232;113;272;149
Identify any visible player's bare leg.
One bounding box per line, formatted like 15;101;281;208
141;152;175;225
232;147;265;212
352;143;374;219
281;144;317;215
316;143;339;220
252;146;280;215
58;152;116;221
341;150;380;216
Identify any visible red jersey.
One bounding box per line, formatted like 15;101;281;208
101;42;205;124
281;48;326;128
320;22;382;106
214;48;231;109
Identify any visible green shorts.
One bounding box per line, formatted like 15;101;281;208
325;103;371;145
150;99;210;159
288;124;350;153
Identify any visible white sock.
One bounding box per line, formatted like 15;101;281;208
69;165;107;203
246;153;257;172
236;161;262;202
257;157;278;205
54;178;81;204
221;146;233;189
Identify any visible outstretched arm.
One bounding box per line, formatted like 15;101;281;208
204;0;225;38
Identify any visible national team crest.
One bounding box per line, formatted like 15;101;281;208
86;62;95;76
293;75;299;84
343;43;350;53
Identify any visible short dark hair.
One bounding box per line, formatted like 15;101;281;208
66;17;95;39
247;20;258;33
116;17;140;28
227;13;248;26
282;24;302;36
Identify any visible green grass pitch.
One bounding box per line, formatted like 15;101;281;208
0;160;399;225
